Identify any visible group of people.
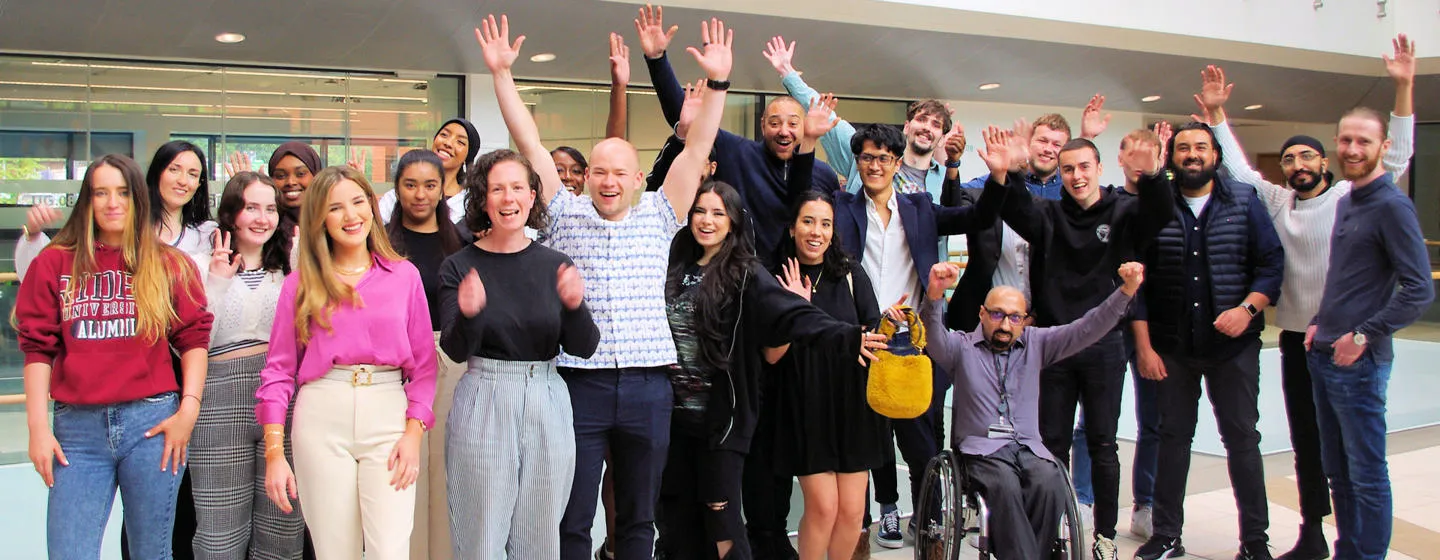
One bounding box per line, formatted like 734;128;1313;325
14;4;1428;560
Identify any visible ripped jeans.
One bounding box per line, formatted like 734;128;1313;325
656;429;751;560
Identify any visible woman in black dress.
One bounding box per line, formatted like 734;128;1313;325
762;189;888;560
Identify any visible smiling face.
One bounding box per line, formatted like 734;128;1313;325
272;155;313;210
157;150;203;213
1029;125;1068;177
324;179;373;251
431;123;470;173
690;192;732;256
1170;129;1218;190
233;181;280;252
762;98;804;161
1059;146;1103;208
790;199;833;265
1334;115;1389;182
903;109;946;156
553;150;587;194
90;163;131;244
484;160;537;233
856;140;900;194
585;139;643;221
396;161;444;226
1280;144;1328;192
980;286;1028;351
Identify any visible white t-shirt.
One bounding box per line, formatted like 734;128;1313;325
1184;193;1211;218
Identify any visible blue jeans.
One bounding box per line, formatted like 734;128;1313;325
1071;415;1092;506
49;392;184;559
1126;330;1161;506
1307;351;1393;559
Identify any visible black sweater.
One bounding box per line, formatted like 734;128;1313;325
438;243;599;363
1001;178;1173;327
697;262;863;453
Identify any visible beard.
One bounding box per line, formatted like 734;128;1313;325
987;330;1015;352
1173;157;1217;191
1341;153;1383;182
908;138;935;157
1287;169;1324;192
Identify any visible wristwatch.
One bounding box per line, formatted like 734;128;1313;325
705;78;731;91
1352;332;1368;346
945;159;963;169
1240;302;1259;317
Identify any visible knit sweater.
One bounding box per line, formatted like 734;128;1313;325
1211;115;1414;331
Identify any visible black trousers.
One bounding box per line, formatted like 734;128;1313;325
1153;340;1270;545
1038;331;1126;539
658;430;752;560
1278;330;1333;522
740;385;794;559
863;365;949;526
964;443;1069;560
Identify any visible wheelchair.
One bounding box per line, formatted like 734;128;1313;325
912;450;1086;560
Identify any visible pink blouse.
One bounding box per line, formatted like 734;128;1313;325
255;256;438;428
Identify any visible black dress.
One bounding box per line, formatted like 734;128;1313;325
768;262;888;475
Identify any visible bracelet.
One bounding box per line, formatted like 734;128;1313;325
264;444;284;460
182;394;202;406
945;160;963;169
705;78;731;91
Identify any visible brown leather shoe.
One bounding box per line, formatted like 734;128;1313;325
925;539;947;560
851;528;872;560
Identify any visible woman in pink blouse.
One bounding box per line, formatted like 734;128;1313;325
255;166;437;560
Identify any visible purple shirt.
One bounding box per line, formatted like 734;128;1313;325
255;256;438;428
919;289;1131;460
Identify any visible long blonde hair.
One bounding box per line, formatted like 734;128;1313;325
293;166;401;344
49;154;200;344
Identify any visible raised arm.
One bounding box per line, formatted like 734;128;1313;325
1122;132;1176;239
1038;263;1142;365
769;36;859;182
606;32;630;140
635;4;684;127
1382;33;1417;179
661;18;733;218
475;15;564;203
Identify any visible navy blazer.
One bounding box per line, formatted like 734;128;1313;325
832;175;1008;292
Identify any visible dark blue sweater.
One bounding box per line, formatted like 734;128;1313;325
1312;174;1434;363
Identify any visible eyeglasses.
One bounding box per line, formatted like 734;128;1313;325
857;154;897;166
1280;151;1322;167
983;306;1028;324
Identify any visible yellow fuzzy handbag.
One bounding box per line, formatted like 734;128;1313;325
866;307;932;419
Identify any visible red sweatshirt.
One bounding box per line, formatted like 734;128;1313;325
16;244;213;405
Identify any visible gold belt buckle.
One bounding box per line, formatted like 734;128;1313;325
351;365;374;387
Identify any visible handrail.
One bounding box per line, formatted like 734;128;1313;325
0;272;16;283
0;394;25;406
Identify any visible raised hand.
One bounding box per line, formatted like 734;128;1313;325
803;93;839;140
208;230;242;279
557;263;585;310
686;18;733;81
927;262;962;301
1153;120;1174;163
634;3;678;59
475;14;526;75
1190;65;1233;123
346;147;369;174
1007;119;1032;170
674;79;706;140
610;33;631;86
1117;262;1144;296
776;258;812;302
942;123;967;166
1120;132;1163;179
763;36;798;76
458;268;487;318
1080;94;1112;139
976;126;1015;178
23;203;61;240
1384;33;1416;85
224;151;254;178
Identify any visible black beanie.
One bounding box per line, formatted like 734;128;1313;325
438;118;482;167
1280;135;1325;158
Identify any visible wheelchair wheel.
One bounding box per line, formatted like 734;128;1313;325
1053;465;1088;560
914;451;962;560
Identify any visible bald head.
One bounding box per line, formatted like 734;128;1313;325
984;286;1027;311
762;97;805;161
590;138;641;172
980;286;1029;351
585;137;644;220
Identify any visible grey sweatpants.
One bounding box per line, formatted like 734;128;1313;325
446;357;576;558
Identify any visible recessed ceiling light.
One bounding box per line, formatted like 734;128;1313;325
529;53;557;63
1244;104;1264;110
214;32;246;44
1141;95;1162;102
978;82;1001;91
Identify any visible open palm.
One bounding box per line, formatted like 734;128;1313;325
475;14;525;74
1384;34;1416;83
686;18;733;81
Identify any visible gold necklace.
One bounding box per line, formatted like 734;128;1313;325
811;268;823;293
335;262;371;276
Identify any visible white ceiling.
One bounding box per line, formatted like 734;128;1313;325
0;0;1434;124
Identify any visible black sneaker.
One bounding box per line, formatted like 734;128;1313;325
1237;541;1274;560
1134;536;1185;560
876;508;903;549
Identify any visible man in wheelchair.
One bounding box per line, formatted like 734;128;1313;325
917;260;1144;559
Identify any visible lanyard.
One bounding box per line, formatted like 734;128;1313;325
992;350;1013;425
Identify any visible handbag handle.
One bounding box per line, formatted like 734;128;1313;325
876;306;927;352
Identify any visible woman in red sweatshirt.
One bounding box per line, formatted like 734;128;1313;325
16;154;214;559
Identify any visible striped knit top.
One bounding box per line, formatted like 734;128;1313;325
1211;115;1414;332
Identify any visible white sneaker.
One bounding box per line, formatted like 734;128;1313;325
1092;535;1117;560
1130;504;1153;540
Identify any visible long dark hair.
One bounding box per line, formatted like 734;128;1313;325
666;180;758;372
387;150;463;257
778;189;852;279
146;140;211;230
216;171;291;274
464;149;550;234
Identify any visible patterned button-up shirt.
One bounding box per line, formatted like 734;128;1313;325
543;189;685;369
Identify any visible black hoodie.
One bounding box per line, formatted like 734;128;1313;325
1000;174;1172;327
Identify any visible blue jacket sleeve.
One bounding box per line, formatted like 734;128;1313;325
1244;194;1285;303
782;72;859;191
645;134;685;192
644;53;685;128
